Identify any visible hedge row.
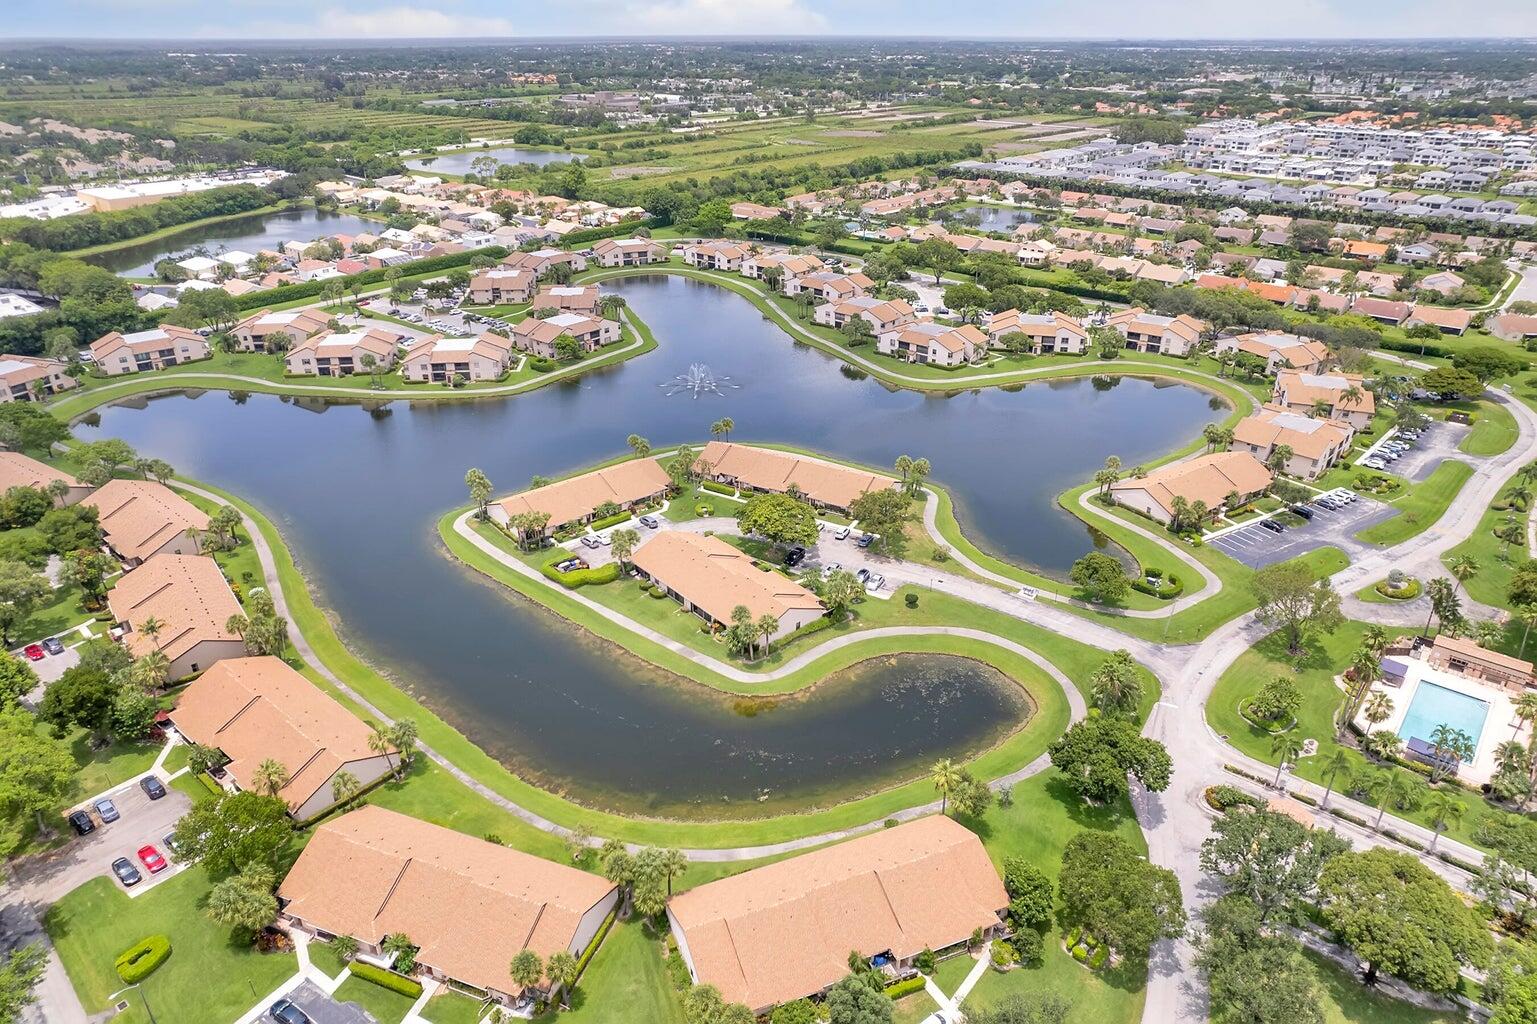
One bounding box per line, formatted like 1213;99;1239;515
348;960;424;998
884;976;927;998
233;247;512;311
561;217;662;246
115;935;171;984
1378;336;1457;360
573;907;618;982
1131;572;1184;599
700;480;736;496
541;555;621;589
588;509;633;531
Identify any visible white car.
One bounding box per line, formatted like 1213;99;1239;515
865;574;886;592
823;562;842;577
835;526;852;541
597;533;612;547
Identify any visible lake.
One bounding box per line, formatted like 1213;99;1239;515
406;147;584;175
78;275;1223;815
84;207;382;278
948;204;1039;233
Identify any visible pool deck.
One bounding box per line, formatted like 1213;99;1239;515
1354;657;1527;786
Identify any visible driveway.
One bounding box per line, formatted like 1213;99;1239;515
1209;495;1396;568
286;979;379;1024
5;773;190;906
1359;420;1468;483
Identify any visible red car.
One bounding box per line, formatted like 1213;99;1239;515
22;644;44;661
136;845;167;873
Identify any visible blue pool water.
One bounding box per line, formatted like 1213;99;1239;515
1399;681;1490;753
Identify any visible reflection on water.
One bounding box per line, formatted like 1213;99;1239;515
78;274;1223;814
84;207;383;277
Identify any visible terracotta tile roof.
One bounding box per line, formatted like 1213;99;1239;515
279;806;616;997
85;479;210;563
89;324;205;361
697;442;897;510
1232;406;1353;460
172;656;389;811
631;531;823;626
510;313;615;346
987;310;1086;339
497;458;669;529
1431;635;1535;677
1274;369;1376;417
1226;332;1332;368
0;451;80;494
1405;304;1473;332
106;553;241;662
288;328;400;361
669;816;1007;1011
531;285;600;311
1110;451;1273;517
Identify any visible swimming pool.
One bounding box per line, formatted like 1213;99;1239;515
1398;680;1491;755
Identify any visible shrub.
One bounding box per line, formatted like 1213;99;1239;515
348;961;424;998
528;356;557;373
541;556;621;589
883;976;927;998
115;936;171;983
1131;570;1184;599
905;592;919;608
1374;577;1422;600
574;907;616;979
589;510;634;531
991;940;1019;969
1088;946;1109;969
700;480;736;496
1204;784;1261;811
1014;929;1045;967
1071;944;1089;963
915;947;936;974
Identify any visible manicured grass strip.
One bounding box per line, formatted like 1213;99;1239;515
1305;949;1463;1023
1459;399;1518;456
1355;461;1475;546
333;974;418;1024
555;918;687;1024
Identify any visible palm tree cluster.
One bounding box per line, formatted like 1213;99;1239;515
725;604;782;661
368;719;420;783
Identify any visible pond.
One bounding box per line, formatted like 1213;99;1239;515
405;147;584;175
84;207;383;278
946;203;1039;233
78;275;1224;815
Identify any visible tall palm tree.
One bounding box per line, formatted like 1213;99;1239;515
369;722;398;781
1270;733;1304;787
253;758;289;797
1360;624;1390;656
710;418;735;442
1341;647;1381;737
1447;555;1480;598
1360;768;1419;832
1520;605;1537;659
1319;748;1353;809
331;769;361;806
1514;691;1537;739
388;719;419;772
1422;791;1465;852
139;615;164;650
546;950;580;1007
659;848;688;897
1362;691;1395;734
930;758;963;815
509;950;543;993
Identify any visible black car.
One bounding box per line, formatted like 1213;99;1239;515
1261;519;1286;533
1290;506;1314;520
111;857;142;887
41;636;64;656
783;546;806;567
269;998;312;1024
140;775;167;800
67;810;94;836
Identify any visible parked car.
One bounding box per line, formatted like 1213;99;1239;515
41;636;64;656
137;845;167;873
268;999;312;1024
163;832;180;856
67;810;94;836
866;574;886;592
597;533;612;547
784;546;806;567
140;775;167;800
22;644;44;661
834;526;851;541
639;515;659;529
580;535;601;550
857;533;876;548
855;568;871;583
94;798;119;823
1290;506;1314;520
822;562;842;577
110;857;141;887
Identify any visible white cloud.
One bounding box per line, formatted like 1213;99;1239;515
307;5;517;37
613;0;828;34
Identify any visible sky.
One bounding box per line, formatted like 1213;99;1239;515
7;0;1537;41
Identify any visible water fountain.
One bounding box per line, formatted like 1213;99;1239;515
660;362;740;398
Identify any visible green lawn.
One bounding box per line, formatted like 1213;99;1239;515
548;918;686;1024
1308;950;1462;1024
1440;480;1528;612
420;990;490;1024
307;939;349;980
1457;400;1519;457
46;869;298;1024
1206;622;1497;851
333;974;418;1024
1355;461;1475;547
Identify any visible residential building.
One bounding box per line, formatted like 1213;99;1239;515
1273;370;1375;429
730;201;785;220
1490;313;1537;342
1109;451;1273;525
400;334;515;384
467;268;536;305
492;458;670;535
509;313;621;359
500;249;588;279
1104;308;1204;356
667;815;1009;1015
89;325;210;376
680;241;751;272
278;806;618;1008
589;237;666;267
877;322;987;367
783;271;873;302
1213;332;1332;375
695;442;897;514
741;252;823;281
106;554;244;679
0;294;44;319
1418;270;1465;295
0;355;75;402
531;285;601;315
1424;635;1535;692
170;656;396;820
1404;304;1473;336
84;479;209;566
631;531;824;643
812;296;915;335
231;309;332;353
1351;296;1411;325
0;451;90;505
1231;405;1356;480
284;329;401;377
985;310;1088;354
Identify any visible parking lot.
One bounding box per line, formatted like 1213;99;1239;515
285;979;379;1024
1356;420;1468;483
1210;492;1399;568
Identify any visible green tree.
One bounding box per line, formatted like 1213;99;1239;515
1003;857;1055;932
610;527;640;570
1199;808;1348;924
914;237;961;284
627;434;651;457
0;651;38;710
0;709;76;852
57;549;115;608
846;488;911;555
1423;790;1466;853
546;949;579;1005
736;491;820;547
34;505;100;556
819;569;863;621
172;791;293;876
1058;830;1185;964
1417;366;1483;400
509;949;543;992
252;758;289;797
465;468;493;521
1048;716;1172;803
1251;562;1342;656
0;942;46;1024
0;561;49;646
1089;649;1142;717
825;973;894;1024
206;864;278;939
1070;552;1129;603
710;418;735;441
37;665;118;742
930;757;964;815
1196;894;1324;1024
1318;848;1492;990
1248;676;1301;725
1452;346;1525;385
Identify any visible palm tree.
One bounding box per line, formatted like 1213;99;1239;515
710;418;735;441
139;615;164;650
509;949;543;993
253;758;289;797
1519;605;1537;659
388;719;419;771
627;434;651;457
754;613;779;659
610;528;640;571
1362;691;1395;734
930;758;963;815
464;467;493;521
369;722;399;781
1360;768;1419;832
1361;624;1390;656
895;454;913;486
1270;733;1304;787
1447;555;1479;597
1424;577;1455;635
131;651;171;696
546;950;580;1007
658;848;688;897
1514;691;1537;739
1423;791;1465;852
1319;748;1353;809
599;838;634;905
331;769;361;806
